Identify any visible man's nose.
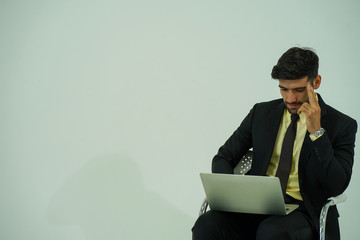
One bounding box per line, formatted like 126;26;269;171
287;91;297;103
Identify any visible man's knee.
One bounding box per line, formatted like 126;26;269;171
256;221;289;240
256;216;314;240
192;211;222;240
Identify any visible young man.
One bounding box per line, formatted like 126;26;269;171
192;47;357;240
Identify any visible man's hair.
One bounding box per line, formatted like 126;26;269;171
271;47;319;82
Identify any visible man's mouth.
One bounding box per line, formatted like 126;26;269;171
286;102;301;109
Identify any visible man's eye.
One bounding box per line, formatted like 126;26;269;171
296;88;306;92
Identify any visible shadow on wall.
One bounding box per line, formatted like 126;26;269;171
47;154;192;239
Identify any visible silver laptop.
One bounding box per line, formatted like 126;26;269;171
200;173;298;215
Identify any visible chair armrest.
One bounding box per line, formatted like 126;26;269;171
199;198;208;216
319;193;347;240
327;194;347;206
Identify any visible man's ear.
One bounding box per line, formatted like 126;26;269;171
313;75;321;90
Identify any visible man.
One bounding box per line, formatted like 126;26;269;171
192;47;357;240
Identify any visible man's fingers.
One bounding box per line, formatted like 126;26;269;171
307;84;317;105
297;102;308;115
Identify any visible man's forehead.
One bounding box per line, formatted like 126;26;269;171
278;78;309;89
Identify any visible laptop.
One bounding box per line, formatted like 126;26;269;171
200;173;298;215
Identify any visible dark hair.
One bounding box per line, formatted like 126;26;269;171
271;47;319;82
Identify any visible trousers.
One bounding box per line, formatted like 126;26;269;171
192;207;316;240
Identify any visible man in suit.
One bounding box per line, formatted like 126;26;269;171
192;47;357;240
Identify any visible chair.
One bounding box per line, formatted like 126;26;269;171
199;150;347;240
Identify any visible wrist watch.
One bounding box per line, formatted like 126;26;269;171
310;128;325;137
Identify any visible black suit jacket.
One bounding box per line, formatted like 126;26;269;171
212;94;357;240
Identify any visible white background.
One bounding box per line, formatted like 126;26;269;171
1;0;360;239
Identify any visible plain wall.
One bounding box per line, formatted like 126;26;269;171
1;0;360;239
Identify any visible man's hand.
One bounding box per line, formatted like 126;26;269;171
297;84;322;134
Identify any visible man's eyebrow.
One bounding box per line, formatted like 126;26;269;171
278;85;306;90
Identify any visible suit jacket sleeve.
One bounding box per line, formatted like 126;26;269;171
212;105;256;173
306;113;357;197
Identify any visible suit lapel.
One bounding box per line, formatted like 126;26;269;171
263;101;285;168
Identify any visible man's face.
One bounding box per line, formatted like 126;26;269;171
278;76;310;114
